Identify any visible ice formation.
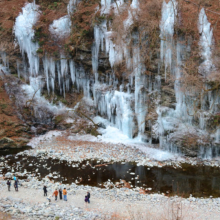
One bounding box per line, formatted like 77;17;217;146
49;0;75;39
156;1;220;158
0;64;9;75
10;0;220;158
0;52;9;68
160;0;177;80
49;16;71;39
91;0;150;138
14;1;40;76
67;0;78;15
101;0;124;14
198;8;214;75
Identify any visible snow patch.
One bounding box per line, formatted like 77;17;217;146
49;16;71;39
28;130;63;148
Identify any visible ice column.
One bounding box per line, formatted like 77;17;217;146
1;52;9;68
67;0;78;15
160;0;177;80
92;22;106;76
14;2;40;76
43;57;56;94
133;48;147;136
198;8;214;75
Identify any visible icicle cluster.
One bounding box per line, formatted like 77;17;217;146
11;0;220;157
14;2;40;76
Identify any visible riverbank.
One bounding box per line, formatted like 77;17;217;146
0;177;220;219
1;131;220;219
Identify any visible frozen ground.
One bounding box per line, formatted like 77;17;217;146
27;130;220;167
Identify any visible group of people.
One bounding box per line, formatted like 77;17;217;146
7;176;19;192
43;183;67;201
43;183;91;205
6;178;91;205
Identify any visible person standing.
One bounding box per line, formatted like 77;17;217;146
63;188;67;201
7;180;11;191
59;183;62;200
87;192;90;204
14;180;18;192
43;185;47;196
52;189;58;201
84;195;88;208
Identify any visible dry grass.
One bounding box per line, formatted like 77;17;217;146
100;199;196;220
0;212;11;220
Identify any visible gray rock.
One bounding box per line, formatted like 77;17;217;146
0;137;17;149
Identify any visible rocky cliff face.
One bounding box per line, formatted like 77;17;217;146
0;78;31;148
0;0;220;157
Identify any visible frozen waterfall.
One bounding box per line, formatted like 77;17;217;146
157;1;220;158
91;0;149;139
10;0;220;157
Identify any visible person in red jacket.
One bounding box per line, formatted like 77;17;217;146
52;189;58;201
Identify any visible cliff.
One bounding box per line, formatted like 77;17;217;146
0;0;220;157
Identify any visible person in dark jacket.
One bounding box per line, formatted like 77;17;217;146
7;180;11;191
43;185;47;196
87;192;90;204
59;183;62;200
14;180;18;191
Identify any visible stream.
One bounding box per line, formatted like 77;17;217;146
1;148;220;198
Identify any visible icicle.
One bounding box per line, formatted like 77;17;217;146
60;54;69;96
43;57;50;94
215;127;220;143
43;57;56;94
56;62;62;94
67;0;77;15
160;0;177;80
131;0;139;9
14;2;40;76
16;60;20;78
1;52;9;67
198;8;214;75
133;47;147;136
69;60;76;84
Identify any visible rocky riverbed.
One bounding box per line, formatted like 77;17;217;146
0;177;220;219
1;131;220;219
2;152;220;198
28;130;220;168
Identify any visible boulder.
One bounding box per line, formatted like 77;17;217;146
14;137;30;147
0;137;17;148
181;146;199;157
